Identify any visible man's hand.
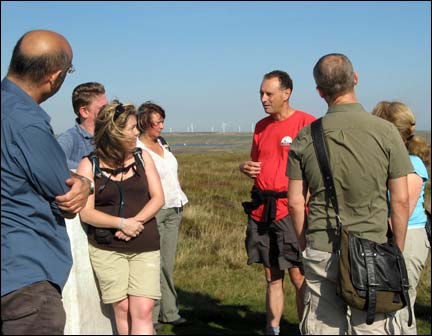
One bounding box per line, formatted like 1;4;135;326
239;161;261;178
55;175;91;215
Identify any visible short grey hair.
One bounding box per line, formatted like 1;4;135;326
313;53;355;99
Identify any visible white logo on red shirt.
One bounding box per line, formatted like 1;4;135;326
280;136;292;146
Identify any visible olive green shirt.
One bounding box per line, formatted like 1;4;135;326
287;103;413;253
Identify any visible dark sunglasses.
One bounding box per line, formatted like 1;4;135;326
113;104;125;121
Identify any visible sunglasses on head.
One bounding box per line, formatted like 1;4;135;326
113;104;125;121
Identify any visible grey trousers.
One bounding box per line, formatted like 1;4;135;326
394;228;430;334
152;207;183;323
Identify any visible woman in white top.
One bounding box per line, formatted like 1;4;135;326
136;101;188;328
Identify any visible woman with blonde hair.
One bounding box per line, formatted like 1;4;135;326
372;101;430;335
77;101;164;335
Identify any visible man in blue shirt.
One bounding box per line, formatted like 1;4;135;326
1;30;92;335
57;82;107;170
57;82;114;334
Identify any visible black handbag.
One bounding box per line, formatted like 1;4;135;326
311;118;412;326
425;209;431;244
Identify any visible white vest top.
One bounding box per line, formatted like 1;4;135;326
137;138;188;209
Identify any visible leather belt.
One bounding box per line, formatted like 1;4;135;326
173;206;183;214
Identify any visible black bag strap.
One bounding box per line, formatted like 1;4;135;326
425;210;432;244
88;149;145;217
158;136;171;152
359;239;379;325
89;153;102;179
310;118;342;236
132;147;145;170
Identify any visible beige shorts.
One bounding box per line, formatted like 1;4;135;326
88;245;161;304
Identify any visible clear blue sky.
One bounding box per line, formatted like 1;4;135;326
1;1;431;133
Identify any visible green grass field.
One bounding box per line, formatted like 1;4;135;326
155;133;431;335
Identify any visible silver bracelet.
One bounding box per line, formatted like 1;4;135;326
118;217;125;230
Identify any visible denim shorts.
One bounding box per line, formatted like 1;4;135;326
245;215;303;270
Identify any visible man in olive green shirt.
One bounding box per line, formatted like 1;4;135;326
287;53;412;335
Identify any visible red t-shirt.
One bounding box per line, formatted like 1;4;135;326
250;110;316;222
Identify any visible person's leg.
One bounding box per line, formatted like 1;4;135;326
350;308;399;335
275;216;306;321
156;208;183;323
394;228;430;334
87;245;130;335
1;281;65;335
300;247;349;335
245;217;281;333
129;296;155;335
288;266;306;320
112;298;130;335
129;250;161;333
265;267;284;335
151;210;166;324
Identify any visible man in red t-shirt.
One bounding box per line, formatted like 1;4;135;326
240;70;315;335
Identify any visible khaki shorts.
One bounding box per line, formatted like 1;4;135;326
245;215;303;270
88;245;161;304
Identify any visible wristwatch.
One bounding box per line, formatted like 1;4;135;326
81;175;94;195
89;179;95;195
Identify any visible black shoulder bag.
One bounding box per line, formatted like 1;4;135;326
425;208;431;244
311;118;412;326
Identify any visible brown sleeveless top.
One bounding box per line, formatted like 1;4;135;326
86;157;160;252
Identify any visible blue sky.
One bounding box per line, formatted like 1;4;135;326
1;1;431;133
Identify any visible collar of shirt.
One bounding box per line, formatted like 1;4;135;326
327;103;366;114
74;119;93;139
1;78;51;124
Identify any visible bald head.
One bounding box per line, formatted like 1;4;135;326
20;30;72;60
8;30;73;84
313;53;355;100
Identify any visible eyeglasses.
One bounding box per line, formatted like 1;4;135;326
65;64;75;74
113;103;125;121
